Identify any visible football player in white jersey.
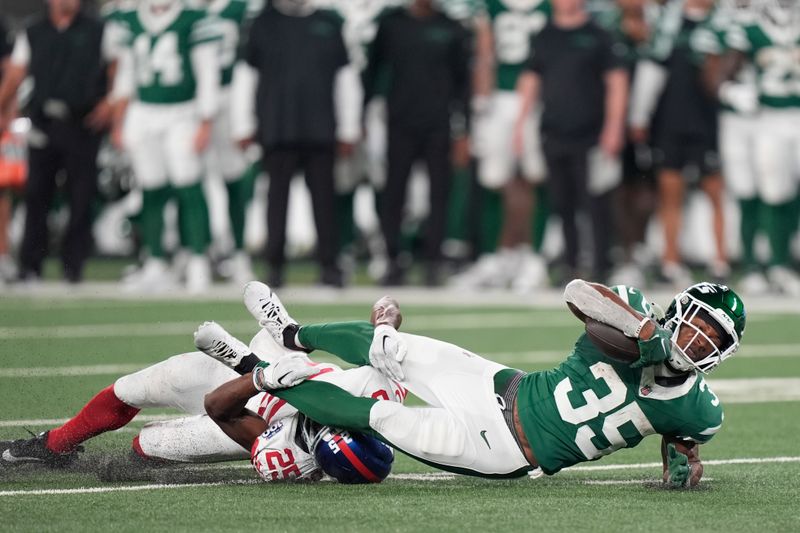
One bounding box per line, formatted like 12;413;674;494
696;0;766;294
112;0;221;294
0;295;404;483
719;0;800;295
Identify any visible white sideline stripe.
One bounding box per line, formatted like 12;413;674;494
0;314;579;340
566;456;800;472
0;480;261;497
582;478;713;485
0;414;179;428
2;458;798;497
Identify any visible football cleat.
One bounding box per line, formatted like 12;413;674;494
767;265;800;297
193;321;252;368
243;281;302;350
0;431;83;468
185;255;212;295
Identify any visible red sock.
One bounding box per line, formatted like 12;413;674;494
46;385;140;454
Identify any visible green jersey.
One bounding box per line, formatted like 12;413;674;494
207;0;263;86
118;4;219;105
515;287;723;475
726;19;800;109
484;0;550;90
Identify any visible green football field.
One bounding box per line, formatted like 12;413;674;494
1;288;799;532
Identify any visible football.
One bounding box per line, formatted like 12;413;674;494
585;318;641;363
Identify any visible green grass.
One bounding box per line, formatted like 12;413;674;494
1;295;799;532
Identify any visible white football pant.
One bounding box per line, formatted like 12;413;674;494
472;90;546;190
122;101;204;190
368;333;530;476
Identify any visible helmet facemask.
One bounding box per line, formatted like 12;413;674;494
664;293;739;374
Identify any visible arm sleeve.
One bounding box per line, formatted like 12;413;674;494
10;31;30;68
229;60;258;140
563;279;648;337
627;59;667;128
362;16;386;105
525;34;544;74
190;40;221;119
334;63;363;143
598;30;627;73
0;20;11;60
111;47;135;101
449;22;472;136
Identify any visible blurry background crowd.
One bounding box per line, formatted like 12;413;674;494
0;0;798;295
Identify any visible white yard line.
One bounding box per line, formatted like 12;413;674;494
0;313;579;340
1;457;797;496
0;414;179;428
6;282;800;313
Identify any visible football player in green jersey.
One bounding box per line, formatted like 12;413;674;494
716;0;800;296
203;279;744;488
112;0;221;294
695;0;766;295
202;0;263;285
454;0;550;292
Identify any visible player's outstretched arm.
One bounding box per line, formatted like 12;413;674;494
660;436;704;489
204;375;268;450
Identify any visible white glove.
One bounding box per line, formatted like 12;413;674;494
368;325;407;382
718;81;758;115
252;352;317;391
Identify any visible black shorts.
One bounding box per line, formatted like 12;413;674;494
621;141;656;186
652;133;721;179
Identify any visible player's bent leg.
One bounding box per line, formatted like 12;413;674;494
135;414;250;462
114;351;239;414
298;321;375;367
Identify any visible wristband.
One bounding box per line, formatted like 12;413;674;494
252;361;270;392
633;317;652;339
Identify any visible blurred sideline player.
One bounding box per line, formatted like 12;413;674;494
696;0;766;294
718;0;800;295
203;0;263;285
112;0;220;293
0;297;404;483
237;278;744;488
629;0;728;286
601;0;658;289
454;0;549;292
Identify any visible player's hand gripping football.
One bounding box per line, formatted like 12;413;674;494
369;324;407;382
631;321;672;369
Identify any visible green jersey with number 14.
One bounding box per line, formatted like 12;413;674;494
118;6;219;105
484;0;550;91
515;288;723;475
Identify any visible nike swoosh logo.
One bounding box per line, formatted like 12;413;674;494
479;430;491;449
2;449;41;463
731;299;737;311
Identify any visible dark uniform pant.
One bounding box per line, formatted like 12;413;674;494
19;120;101;282
381;123;452;263
542;137;613;278
261;143;339;275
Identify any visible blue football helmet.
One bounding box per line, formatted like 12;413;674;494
311;427;394;484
